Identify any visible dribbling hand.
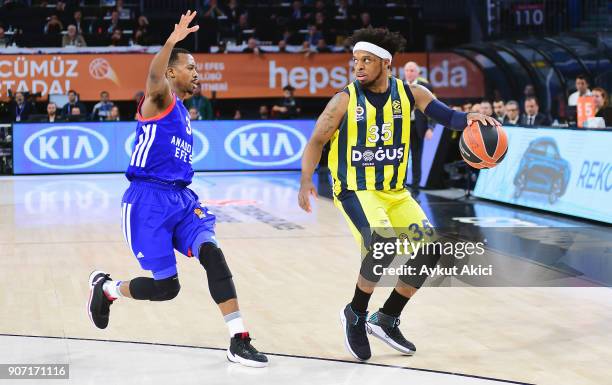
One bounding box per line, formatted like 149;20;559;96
168;10;199;44
467;113;501;128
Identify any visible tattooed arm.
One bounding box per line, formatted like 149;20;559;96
298;91;349;212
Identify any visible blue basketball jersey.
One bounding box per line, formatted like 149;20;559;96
126;94;194;185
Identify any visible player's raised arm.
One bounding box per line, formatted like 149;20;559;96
141;10;199;116
409;83;501;129
298;91;349;212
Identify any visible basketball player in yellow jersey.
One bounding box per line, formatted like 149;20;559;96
299;28;500;361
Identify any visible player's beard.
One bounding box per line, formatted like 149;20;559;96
362;64;385;90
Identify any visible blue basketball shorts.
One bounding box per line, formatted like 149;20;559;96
120;179;216;280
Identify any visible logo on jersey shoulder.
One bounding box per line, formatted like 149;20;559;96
392;100;402;117
351;144;405;167
194;208;206;219
355;105;365;121
23;125;109;170
224;122;307;166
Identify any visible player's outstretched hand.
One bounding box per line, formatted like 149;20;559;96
467;113;501;128
298;179;318;213
168;10;199;44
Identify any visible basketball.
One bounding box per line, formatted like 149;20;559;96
459;121;508;169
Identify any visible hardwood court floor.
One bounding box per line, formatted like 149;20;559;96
0;172;611;385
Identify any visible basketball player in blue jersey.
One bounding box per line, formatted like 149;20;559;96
87;11;268;367
299;28;499;361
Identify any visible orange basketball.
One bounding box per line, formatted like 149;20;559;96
459;121;508;169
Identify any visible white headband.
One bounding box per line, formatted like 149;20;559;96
353;41;392;63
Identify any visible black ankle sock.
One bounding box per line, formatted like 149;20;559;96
381;289;410;318
350;285;372;314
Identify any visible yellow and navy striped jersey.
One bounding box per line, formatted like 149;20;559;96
328;77;413;194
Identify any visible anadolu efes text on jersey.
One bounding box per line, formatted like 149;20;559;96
126;94;195;185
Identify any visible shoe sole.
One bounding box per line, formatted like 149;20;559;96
87;270;107;329
339;308;370;361
366;322;415;356
226;348;268;368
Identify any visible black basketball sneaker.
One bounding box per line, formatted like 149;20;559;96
227;332;269;368
366;310;416;355
87;270;115;329
340;304;371;361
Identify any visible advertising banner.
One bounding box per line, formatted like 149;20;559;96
0;53;484;100
12;120;314;174
473;126;612;224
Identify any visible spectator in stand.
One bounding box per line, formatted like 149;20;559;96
10;91;34;122
227;0;243;24
110;29;125;46
0;25;12;48
188;107;201;121
281;27;302;45
520;84;536;107
315;38;331;53
357;12;373;29
480;100;493;117
503;100;520;126
242;37;261;55
521;97;550;126
258;105;270;120
593;87;612;126
336;0;350;19
299;41;313;55
107;105;121;121
62;24;87;47
461;102;473;113
272;85;300;119
134;16;151;45
277;39;288;53
44;14;64;34
72;9;85;35
291;0;306;28
204;0;227;20
236;14;252;44
568;74;591;107
493;99;506;121
115;0;132;20
46;102;62;123
233;109;242;120
184;85;213;120
69;106;85;121
91;91;114;121
61;90;87;116
470;103;481;114
305;24;322;46
106;10;122;35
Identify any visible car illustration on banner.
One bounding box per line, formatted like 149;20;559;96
513;137;570;204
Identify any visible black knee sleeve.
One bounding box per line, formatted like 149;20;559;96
399;249;442;289
198;242;236;304
129;275;180;301
360;232;398;283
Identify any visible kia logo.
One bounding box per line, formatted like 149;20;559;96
23;125;109;170
224;123;307;166
125;130;209;163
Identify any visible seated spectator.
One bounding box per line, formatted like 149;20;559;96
115;0;133;20
281;27;302;46
227;0;243;24
521;97;550;126
336;0;350;19
593;87;612;127
480;100;493;117
305;24;322;46
134;16;151;45
0;25;12;48
68;106;85;121
110;29;125;46
106;10;122;35
503;100;520;126
242;38;261;54
62;24;87;47
493;99;505;121
315;38;331;53
290;0;306;28
299;41;313;56
91;91;114;121
10;91;34;122
568;74;591;107
278;40;288;53
233;109;242;120
107;105;121;121
188;107;201;121
272;85;300;119
46;102;62;123
44;14;64;34
469;103;481;114
461;102;473;113
235;13;252;44
184;85;213;120
204;0;227;20
357;12;373;29
259;105;270;120
72;9;85;35
61;90;87;116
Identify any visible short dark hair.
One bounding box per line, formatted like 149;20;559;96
576;74;589;84
348;27;406;57
480;99;492;105
283;85;295;92
68;89;76;95
169;48;192;66
525;96;539;105
493;99;504;104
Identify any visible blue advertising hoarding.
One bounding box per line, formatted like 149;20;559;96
12;120;314;174
473;127;612;224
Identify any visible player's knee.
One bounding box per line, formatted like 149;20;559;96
151;275;181;301
198;242;236;304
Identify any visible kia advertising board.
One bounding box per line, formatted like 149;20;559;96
12;120;313;174
473;127;612;224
